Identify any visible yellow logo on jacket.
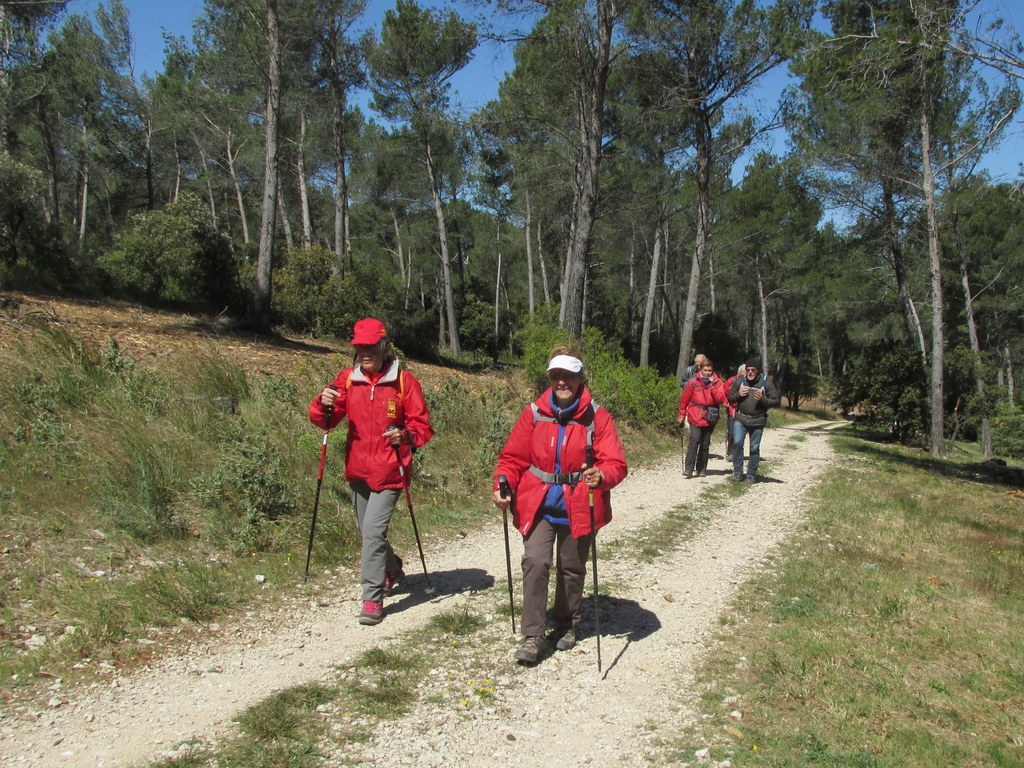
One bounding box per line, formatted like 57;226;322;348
387;399;398;420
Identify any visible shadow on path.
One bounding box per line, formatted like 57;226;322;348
385;568;496;616
574;594;662;678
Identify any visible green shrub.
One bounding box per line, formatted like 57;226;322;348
991;405;1024;459
0;155;66;289
99;193;237;309
832;343;928;444
194;425;297;551
516;320;679;428
457;295;500;356
944;345;1000;441
273;246;375;337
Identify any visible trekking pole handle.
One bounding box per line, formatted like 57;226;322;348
497;474;512;501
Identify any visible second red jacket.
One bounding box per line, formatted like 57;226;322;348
678;374;727;427
494;386;628;539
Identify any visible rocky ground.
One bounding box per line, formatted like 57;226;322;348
0;417;842;768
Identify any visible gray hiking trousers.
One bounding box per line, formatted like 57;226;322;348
350;480;403;602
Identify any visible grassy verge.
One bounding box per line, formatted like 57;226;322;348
672;432;1024;767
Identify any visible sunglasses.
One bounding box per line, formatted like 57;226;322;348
548;370;581;381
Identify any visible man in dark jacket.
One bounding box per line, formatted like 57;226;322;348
727;358;781;483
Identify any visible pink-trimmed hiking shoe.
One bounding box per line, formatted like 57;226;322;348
358;599;384;625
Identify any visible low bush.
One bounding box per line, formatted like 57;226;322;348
991;404;1024;459
519;320;678;428
831;342;928;444
0;155;67;290
98;193;238;309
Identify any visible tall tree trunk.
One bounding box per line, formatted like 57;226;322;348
883;182;927;359
494;246;501;342
254;0;281;332
537;219;551;305
437;277;446;349
921;106;945;458
297;112;312;249
525;191;535;315
333;118;352;268
756;260;769;373
1004;342;1015;405
193;138;216;223
392;211;411;309
677;110;711;380
561;0;614;338
640;225;662;368
659;222;669;331
953;210;992;456
708;245;717;314
0;5;8;155
77;134;89;258
628;230;637;347
277;174;293;250
144;119;155;210
226;133;249;244
424;138;460;354
38;99;61;224
172;138;181;202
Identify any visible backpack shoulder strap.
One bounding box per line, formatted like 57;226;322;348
531;402;598;449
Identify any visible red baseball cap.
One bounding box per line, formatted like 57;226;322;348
351;317;388;346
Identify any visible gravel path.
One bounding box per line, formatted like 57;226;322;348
0;421;840;767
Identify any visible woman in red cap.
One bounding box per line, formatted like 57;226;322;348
309;318;434;625
492;346;628;664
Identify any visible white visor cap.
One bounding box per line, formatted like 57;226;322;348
547;354;584;374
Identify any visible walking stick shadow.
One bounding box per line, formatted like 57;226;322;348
384;568;495;616
579;594;661;678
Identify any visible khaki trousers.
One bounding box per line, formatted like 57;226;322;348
520;517;592;638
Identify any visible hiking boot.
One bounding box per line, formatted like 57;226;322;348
684;470;693;479
384;557;405;594
358;599;384;625
731;473;743;482
555;627;577;651
745;475;756;485
514;635;547;664
696;470;706;478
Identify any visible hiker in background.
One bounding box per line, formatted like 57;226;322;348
678;357;727;478
681;352;708;388
724;364;746;462
678;352;708;470
308;318;434;626
728;358;781;484
492;346;628;665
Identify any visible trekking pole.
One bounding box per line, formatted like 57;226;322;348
304;388;337;582
394;442;433;593
585;445;602;672
497;474;517;634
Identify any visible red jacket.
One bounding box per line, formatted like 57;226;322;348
678;374;727;427
493;386;628;539
724;375;739;416
308;359;433;490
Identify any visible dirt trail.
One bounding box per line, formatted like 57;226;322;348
0;421;841;767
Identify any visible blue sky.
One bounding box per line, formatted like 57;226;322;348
71;0;1023;184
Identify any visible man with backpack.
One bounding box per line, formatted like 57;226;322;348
727;358;780;484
